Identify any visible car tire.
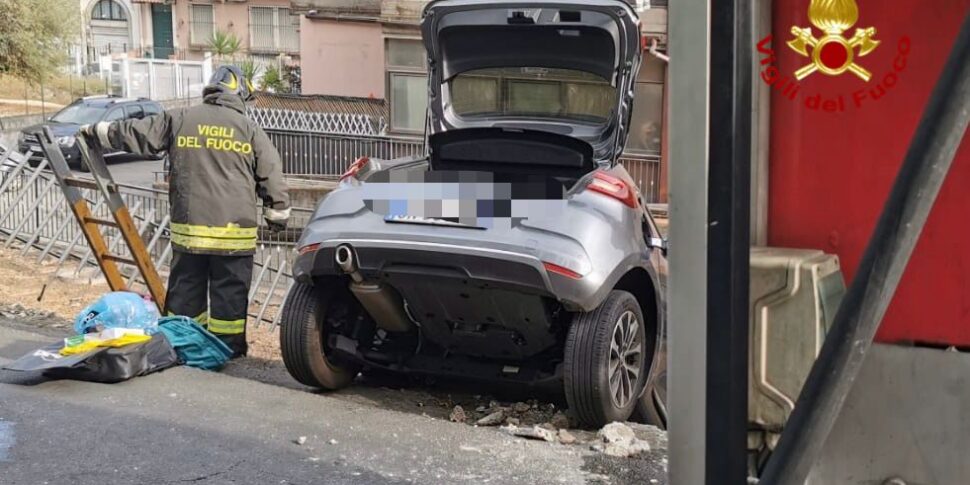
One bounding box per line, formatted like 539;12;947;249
564;290;648;427
280;281;360;389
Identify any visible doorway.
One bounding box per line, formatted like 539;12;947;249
151;4;174;59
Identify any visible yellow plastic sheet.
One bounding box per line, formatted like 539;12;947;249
59;334;152;356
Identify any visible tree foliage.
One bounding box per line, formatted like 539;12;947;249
0;0;80;81
208;30;242;59
238;58;262;85
260;64;284;92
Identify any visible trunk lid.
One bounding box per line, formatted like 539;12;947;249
421;0;642;163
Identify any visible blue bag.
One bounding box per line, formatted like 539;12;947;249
74;291;161;335
156;316;233;371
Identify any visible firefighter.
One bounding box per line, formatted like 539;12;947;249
80;66;290;357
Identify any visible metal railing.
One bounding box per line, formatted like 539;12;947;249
0;143;301;330
255;108;664;202
266;129;425;176
620;152;663;204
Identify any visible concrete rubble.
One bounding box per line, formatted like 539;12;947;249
449;405;467;423
592;422;653;458
500;424;558;442
476;410;506;426
558;429;578;445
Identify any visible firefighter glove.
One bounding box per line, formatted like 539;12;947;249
263;207;290;234
78;122;113;149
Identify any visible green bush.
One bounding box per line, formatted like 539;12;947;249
260;65;284;92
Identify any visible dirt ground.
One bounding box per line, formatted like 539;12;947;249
0;246;110;323
0;246;281;359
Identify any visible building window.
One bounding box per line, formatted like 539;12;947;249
91;0;126;21
250;6;300;53
386;38;428;133
626;55;666;154
190;4;214;47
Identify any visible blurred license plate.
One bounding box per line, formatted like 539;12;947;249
384;215;484;230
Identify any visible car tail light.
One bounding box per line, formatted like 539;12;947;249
340;157;369;181
298;243;321;255
586;171;638;208
543;261;582;280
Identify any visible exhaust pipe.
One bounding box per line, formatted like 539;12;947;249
335;245;364;283
335;244;413;333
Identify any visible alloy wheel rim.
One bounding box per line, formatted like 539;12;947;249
609;310;643;409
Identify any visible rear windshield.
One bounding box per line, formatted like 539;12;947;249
447;67;616;123
50;104;105;125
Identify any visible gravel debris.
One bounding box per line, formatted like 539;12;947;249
549;412;571;430
500;424;558;442
475;410;506;426
593;422;652;457
558;429;578;445
449;405;467;423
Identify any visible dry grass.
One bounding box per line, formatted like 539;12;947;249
0;100;64;117
0;74;108;117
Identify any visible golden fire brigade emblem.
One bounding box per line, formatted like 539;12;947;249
787;0;880;81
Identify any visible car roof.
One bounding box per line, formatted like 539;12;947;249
71;96;161;108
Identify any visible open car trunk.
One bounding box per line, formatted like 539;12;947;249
421;0;642;163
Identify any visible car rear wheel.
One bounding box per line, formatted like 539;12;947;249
565;290;648;427
280;281;360;389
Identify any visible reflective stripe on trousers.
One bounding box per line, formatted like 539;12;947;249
208;317;246;335
170;223;257;251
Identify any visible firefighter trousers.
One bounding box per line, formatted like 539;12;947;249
165;251;253;357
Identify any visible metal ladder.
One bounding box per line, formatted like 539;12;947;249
37;127;166;312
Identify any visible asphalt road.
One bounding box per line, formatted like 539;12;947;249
104;159;163;188
0;322;627;485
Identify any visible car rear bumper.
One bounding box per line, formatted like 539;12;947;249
295;238;559;298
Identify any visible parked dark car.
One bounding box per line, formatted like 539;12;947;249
18;95;165;171
281;0;667;428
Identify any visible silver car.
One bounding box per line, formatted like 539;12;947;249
281;0;667;427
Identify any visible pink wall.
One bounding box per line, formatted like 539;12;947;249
173;0;292;59
300;18;385;99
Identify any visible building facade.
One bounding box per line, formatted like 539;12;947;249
172;0;300;63
80;0;151;65
79;0;301;71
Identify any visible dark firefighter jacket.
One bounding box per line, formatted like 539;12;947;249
99;92;289;255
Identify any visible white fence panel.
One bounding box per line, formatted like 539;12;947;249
114;56;213;101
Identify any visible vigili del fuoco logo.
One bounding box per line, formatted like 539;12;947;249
757;0;911;112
